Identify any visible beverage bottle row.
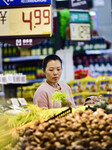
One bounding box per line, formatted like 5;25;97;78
31;39;54;56
2;38;55;58
74;55;112;75
83;37;107;50
3;64;17;74
2;43;20;58
3;62;45;81
17;65;36;80
64;37;107;51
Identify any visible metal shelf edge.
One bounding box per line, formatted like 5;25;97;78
3;55;46;62
85;49;112;55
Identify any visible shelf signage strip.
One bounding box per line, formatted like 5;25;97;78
0;0;51;7
70;11;90;23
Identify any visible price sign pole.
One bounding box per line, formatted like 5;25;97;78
69;9;91;42
0;0;52;48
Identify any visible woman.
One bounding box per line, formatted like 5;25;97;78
33;54;75;108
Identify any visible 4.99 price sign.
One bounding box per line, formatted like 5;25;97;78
0;5;52;37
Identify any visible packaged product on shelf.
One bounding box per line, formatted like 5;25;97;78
84;75;98;92
99;91;112;104
19;49;31;57
74;69;91;79
20;86;34;102
97;75;112;91
32;82;42;89
73;92;85;105
68;78;85;94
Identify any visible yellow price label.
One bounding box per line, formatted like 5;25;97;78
4;58;10;62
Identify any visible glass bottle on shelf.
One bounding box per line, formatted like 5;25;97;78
42;40;48;55
36;44;42;56
48;39;54;55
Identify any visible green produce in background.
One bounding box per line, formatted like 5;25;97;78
6;105;68;128
5;104;86;128
0;116;13;149
59;9;70;40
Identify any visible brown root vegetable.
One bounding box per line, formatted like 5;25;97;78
98;124;105;130
102;135;112;142
89;141;101;149
11;107;112;150
100;131;108;136
34;131;43;139
44;141;51;149
92;130;100;136
37;124;45;132
79;126;87;134
33;136;40;144
50;137;57;144
58;127;66;133
91;123;98;130
47;124;56;132
105;125;112;131
90;135;100;141
24;128;34;136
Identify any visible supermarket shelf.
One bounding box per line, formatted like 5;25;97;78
3;79;44;86
85;49;112;55
3;55;46;63
27;78;44;84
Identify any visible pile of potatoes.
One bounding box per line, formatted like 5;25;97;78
13;108;112;150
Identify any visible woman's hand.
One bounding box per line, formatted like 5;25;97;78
62;100;72;107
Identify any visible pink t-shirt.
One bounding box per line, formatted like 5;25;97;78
33;81;75;109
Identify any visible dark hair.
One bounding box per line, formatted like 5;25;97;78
43;54;62;71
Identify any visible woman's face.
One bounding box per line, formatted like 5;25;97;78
44;60;62;84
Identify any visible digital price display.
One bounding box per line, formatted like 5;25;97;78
0;5;52;37
70;23;91;41
69;10;91;41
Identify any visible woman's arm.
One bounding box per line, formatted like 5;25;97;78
33;89;48;108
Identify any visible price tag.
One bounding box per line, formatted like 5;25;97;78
70;23;91;41
13;75;16;83
15;74;21;83
10;98;20;107
18;98;27;106
6;74;13;83
3;58;10;62
20;75;26;83
0;5;52;37
1;75;7;84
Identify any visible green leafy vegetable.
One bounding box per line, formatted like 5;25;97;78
50;91;69;106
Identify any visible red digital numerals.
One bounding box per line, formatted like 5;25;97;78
22;9;50;31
